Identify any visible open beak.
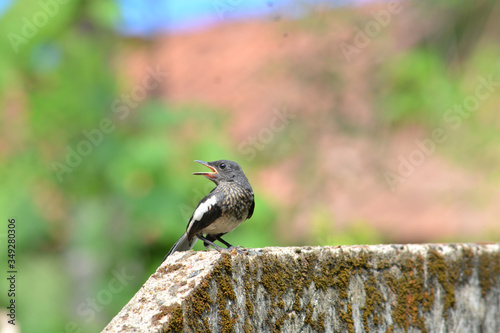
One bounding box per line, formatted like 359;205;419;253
192;160;218;178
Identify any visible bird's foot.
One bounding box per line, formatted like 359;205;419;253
203;243;230;254
227;245;248;255
205;247;231;256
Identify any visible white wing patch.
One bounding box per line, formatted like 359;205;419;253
187;195;218;234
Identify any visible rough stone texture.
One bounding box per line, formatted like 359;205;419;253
102;244;500;333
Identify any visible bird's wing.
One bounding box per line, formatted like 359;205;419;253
247;197;255;220
186;193;222;240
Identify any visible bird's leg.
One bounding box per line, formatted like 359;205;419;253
197;235;229;253
214;235;233;248
202;235;217;250
215;235;248;254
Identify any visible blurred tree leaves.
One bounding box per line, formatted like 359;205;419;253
2;0;500;332
378;50;462;127
0;1;250;331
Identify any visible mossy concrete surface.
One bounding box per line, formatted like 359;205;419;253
102;244;500;333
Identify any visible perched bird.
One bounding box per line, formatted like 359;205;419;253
163;159;255;262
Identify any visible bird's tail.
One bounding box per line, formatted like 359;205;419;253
162;233;196;262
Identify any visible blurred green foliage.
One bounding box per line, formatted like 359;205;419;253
310;204;385;246
379;47;500;175
380;50;462;127
0;1;282;331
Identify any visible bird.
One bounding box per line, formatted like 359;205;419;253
163;159;255;262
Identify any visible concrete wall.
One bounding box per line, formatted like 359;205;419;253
102;244;500;332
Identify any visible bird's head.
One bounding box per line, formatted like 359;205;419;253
193;160;249;186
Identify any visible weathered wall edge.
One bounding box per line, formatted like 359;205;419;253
102;243;500;333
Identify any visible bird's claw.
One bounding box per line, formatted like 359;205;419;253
228;245;248;255
220;248;231;255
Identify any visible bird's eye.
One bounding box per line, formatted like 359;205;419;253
219;163;226;169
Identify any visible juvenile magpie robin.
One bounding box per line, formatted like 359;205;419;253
163;160;254;262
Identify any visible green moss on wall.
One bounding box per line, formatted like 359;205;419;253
427;248;456;318
478;250;500;297
164;305;184;333
386;255;427;333
362;275;384;331
164;245;500;332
